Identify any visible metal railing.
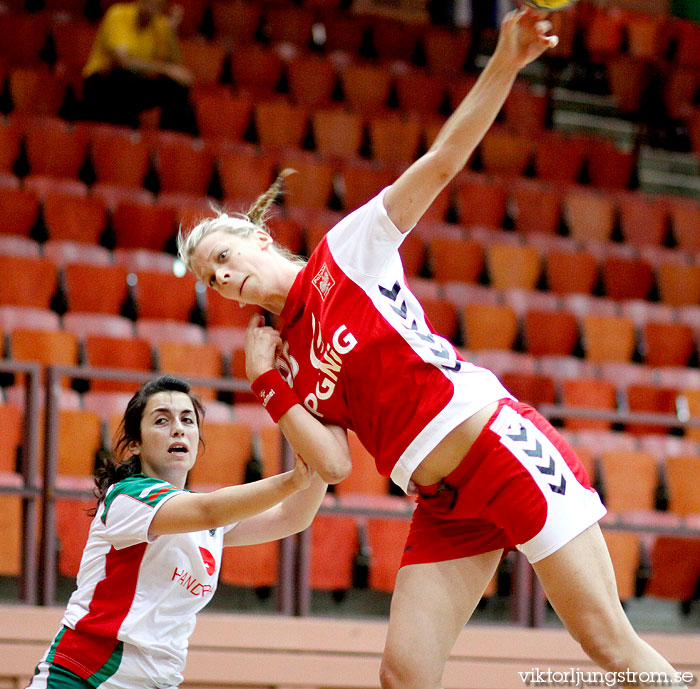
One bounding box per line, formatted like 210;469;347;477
6;363;700;626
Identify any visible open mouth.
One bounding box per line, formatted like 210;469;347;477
168;444;188;454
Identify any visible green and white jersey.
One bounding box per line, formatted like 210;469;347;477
37;474;237;688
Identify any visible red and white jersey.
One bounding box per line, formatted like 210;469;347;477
277;189;512;493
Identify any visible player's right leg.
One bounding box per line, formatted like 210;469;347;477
380;549;502;689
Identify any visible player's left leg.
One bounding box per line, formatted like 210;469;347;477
533;524;688;688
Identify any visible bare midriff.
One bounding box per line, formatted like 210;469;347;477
410;400;500;487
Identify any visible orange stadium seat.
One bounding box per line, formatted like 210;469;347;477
601;256;654;301
88;126;152;188
217;146;277;202
132;271;198;322
665;456;700;516
180;39;227;86
0;496;22;576
422;25;470;76
585;139;635;190
309;513;359;592
486;243;541;290
192;90;253;143
420;297;458;342
266;216;304;256
626;384;678;435
84;334;153;392
206;290;263;329
51;20;98;90
617;193;669;247
10;66;64;117
9;328;79;386
111;201;177;251
642;322;694;368
584;7;625;61
479;128;534;177
210;0;263;43
256;425;283;477
367;114;422;166
394;70;447;117
598;450;659;512
370;16;420;62
0;119;21;174
311;108;365;160
545;249;598;295
454;174;507;229
334;432;389;498
645;536;700;604
286;54;338;109
56;498;94;578
534;132;587;184
366;518;411;592
502;84;549;134
667;197;700;253
187;421;253;489
607;56;649;114
510;182;562;236
58;409;104;477
0;403;23;474
0;255;57;308
581;314;636;363
500;371;556;407
563;188;616;242
560;377;618;431
656;263;700;307
462;303;518;351
0;188;40;237
136;319;206;347
264;4;315;47
254;100;310;150
277;153;335;209
43;193;107;244
398;233;425;277
0;11;50;66
230;44;284;97
341;161;395;212
219;540;279;588
340;64;392;116
523;309;579;357
322;12;366;54
602;531;641;602
157;342;223;400
63;263;129;314
23;117;89;179
154;135;214;196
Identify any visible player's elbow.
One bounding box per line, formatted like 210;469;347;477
320;456;352;485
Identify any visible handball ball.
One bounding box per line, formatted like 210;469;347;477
521;0;578;10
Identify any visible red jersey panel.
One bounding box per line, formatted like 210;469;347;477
277;190;511;492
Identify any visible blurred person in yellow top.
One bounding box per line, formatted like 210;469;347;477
82;0;197;133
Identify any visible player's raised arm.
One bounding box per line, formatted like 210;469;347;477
384;8;558;233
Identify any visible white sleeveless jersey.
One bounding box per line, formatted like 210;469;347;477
277;189;513;493
39;474;236;688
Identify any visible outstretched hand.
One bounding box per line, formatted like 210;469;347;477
245;313;283;382
494;8;559;71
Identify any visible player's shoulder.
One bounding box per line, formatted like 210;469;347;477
102;474;180;520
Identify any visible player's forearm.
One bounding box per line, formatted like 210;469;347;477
279;407;351;484
428;51;519;176
151;470;302;535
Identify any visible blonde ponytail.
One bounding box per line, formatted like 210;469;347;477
246;168;297;226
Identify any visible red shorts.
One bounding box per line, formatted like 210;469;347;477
401;399;606;567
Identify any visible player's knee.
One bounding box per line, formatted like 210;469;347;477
575;619;638;672
380;654;440;689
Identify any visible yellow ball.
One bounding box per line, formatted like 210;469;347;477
522;0;578;10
